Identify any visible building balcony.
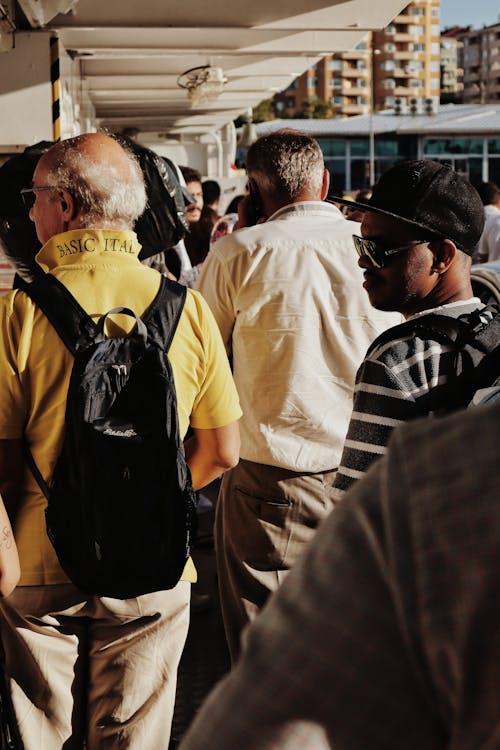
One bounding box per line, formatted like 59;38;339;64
393;14;413;22
394;33;416;42
393;85;414;95
342;86;369;96
342;104;368;114
342;67;369;77
393;68;416;77
394;50;419;60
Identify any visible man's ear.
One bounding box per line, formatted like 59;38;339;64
58;188;76;221
430;238;456;273
320;168;330;201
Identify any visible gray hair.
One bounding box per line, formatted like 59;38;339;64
45;136;147;229
246;128;324;202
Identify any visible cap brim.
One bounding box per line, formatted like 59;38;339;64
326;196;442;239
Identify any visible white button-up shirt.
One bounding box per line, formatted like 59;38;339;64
197;201;400;472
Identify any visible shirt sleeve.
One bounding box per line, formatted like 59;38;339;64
196;245;236;354
333;356;416;499
484;217;500;262
188;290;242;430
0;292;28;439
179;439;442;750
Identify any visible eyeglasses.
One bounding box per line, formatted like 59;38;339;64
20;186;58;210
352;234;430;269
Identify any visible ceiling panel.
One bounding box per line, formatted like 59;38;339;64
17;0;409;136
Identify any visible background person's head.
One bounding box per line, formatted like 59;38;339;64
29;133;146;245
351;160;484;316
245;129;329;217
180;166;203;224
202;180;221;212
474;181;500;208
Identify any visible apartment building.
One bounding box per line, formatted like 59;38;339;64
456;23;500;104
274;0;441;118
440;29;464;103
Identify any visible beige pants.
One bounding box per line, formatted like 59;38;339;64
216;459;336;661
0;581;190;749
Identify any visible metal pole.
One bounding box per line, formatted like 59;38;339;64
369;43;375;186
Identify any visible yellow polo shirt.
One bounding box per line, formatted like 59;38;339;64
0;229;242;586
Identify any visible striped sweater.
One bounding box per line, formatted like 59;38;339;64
333;300;486;500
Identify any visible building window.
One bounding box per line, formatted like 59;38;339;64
431;24;440;36
381;59;395;70
357;79;367;87
307;76;317;87
431;7;440;17
385;43;396;52
328;59;342;70
430;61;440;72
356;60;367;69
410;80;421;88
424;138;483;155
410;25;424;35
331;96;343;105
412;43;425;51
386;24;395;34
385;78;396;89
332;78;342;87
355;39;368;50
431;43;440;54
384;96;395;106
320;139;346;157
357;96;367;105
411;7;425;15
430;78;440;89
407;61;423;71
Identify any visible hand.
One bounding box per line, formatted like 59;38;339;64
234;195;267;230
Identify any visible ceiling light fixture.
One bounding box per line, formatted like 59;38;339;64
177;65;227;108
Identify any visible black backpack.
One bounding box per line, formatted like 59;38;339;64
21;273;197;599
368;305;500;411
117;136;188;260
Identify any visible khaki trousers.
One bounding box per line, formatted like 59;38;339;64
0;581;190;749
216;459;336;661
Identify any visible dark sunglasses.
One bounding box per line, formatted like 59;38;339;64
20;186;58;210
353;234;430;269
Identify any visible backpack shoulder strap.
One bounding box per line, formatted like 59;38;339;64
18;273;97;355
367;308;496;357
367;315;455;356
142;276;187;352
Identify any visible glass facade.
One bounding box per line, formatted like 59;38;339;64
318;135;499;193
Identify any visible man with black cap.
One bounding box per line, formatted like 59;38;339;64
333;159;491;499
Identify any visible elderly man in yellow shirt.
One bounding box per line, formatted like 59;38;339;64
0;133;241;750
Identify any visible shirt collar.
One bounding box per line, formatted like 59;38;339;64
267;201;344;223
36;229;142;272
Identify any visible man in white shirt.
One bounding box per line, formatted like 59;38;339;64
197;128;399;660
476;181;500;262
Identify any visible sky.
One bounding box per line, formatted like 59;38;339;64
440;0;499;29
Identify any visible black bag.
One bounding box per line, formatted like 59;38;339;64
0;142;52;283
117;136;188;260
21;274;197;599
367;305;500;411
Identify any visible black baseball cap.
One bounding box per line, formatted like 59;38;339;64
329;160;485;255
